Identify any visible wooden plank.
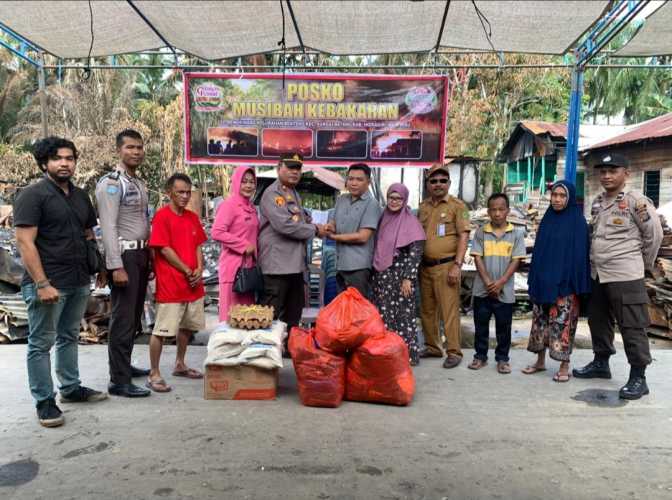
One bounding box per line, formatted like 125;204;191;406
648;304;668;328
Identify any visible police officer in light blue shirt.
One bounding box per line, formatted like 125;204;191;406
95;129;152;398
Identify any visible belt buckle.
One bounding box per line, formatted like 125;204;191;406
128;241;137;250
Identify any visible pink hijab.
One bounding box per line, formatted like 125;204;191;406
373;183;426;272
227;166;256;214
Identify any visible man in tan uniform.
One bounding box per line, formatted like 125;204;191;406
418;164;470;368
573;153;663;400
258;153;327;339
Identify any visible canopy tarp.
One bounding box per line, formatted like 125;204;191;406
616;1;672;57
0;1;609;60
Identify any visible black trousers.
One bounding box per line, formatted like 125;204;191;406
108;249;149;384
473;296;513;363
588;277;651;367
262;273;305;333
336;269;371;299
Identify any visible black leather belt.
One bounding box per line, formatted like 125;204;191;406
422;256;455;267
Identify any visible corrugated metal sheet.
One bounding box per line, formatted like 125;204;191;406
257;166;345;192
307;167;345;192
519;121;568;139
586;112;672;150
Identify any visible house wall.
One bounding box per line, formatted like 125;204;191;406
583;140;672;218
505;151;587;207
554;149;586;200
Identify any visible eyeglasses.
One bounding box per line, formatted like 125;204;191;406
388;196;404;202
429;178;449;185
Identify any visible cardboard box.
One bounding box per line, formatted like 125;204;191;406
204;364;278;400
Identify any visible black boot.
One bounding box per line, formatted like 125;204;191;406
619;366;649;400
572;357;612;379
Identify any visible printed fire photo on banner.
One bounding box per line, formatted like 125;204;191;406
261;129;313;158
207;128;258;157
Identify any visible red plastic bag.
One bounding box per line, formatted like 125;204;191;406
315;287;386;354
345;331;415;406
289;327;346;408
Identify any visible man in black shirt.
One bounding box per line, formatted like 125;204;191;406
14;136;108;428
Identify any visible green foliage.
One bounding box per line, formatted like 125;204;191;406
583;25;672;124
1;38;671;203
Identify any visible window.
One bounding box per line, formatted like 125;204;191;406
644;170;660;208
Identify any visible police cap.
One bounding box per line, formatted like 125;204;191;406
594;153;630;169
279;152;304;169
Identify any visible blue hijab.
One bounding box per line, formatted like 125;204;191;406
528;180;591;304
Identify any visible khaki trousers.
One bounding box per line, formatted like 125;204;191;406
420;262;462;357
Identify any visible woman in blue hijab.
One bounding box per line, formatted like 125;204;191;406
522;180;591;382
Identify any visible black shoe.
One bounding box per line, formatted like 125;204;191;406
442;354;462;369
130;366;151;377
619;377;650;400
36;398;65;428
419;347;443;358
108;383;151;398
572;359;612;379
60;386;108;403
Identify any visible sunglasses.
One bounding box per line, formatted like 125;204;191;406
429;178;449;185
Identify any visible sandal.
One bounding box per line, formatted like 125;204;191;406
521;365;547;375
553;372;571;383
497;362;512;374
145;378;172;393
468;359;487;370
172;368;204;379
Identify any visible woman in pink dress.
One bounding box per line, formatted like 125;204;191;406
211;167;259;321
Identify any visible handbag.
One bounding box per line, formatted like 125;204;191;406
233;256;263;294
53;187;103;275
85;238;104;275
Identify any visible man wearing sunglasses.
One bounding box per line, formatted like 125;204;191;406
418;164;470;369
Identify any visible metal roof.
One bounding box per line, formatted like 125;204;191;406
518;121;568;139
257;166;345;191
584;112;672;150
499;120;635;161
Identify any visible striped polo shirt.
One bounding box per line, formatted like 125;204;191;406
470;222;526;304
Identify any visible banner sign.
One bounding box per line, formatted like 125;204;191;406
184;72;449;167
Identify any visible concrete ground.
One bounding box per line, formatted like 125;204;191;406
2;337;672;500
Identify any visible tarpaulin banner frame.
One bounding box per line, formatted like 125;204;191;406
183;72;449;167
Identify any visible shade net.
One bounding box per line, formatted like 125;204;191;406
0;1;609;59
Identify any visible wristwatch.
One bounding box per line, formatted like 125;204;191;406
36;279;51;289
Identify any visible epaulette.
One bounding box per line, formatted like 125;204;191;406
626;190;653;204
97;171;121;185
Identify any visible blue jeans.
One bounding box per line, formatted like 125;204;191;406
23;284;90;404
473;296;513;362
